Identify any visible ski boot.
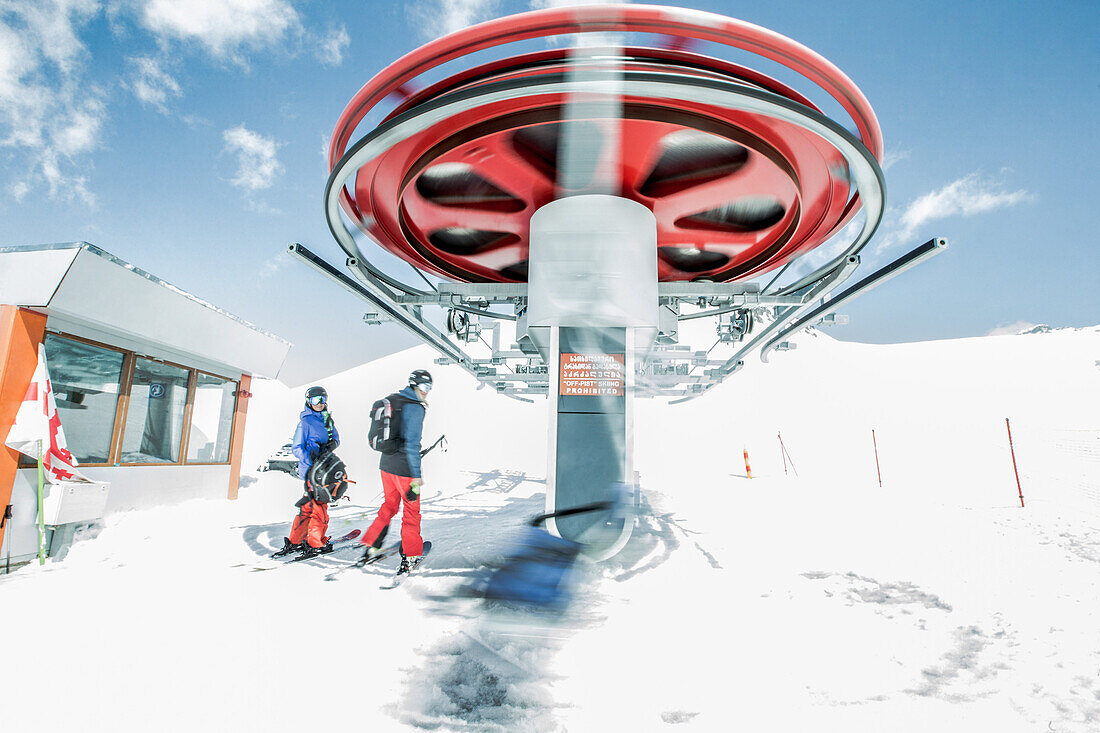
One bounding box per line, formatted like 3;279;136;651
299;542;333;560
271;537;302;558
355;544;384;567
398;554;422;575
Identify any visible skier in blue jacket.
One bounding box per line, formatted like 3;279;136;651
359;369;431;573
273;385;340;558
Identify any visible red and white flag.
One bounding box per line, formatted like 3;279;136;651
4;343;91;483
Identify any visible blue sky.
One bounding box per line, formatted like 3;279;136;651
1;0;1096;385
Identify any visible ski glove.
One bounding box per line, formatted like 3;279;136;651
405;479;423;502
312;440;338;460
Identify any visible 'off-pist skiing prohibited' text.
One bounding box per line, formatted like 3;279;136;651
560;353;625;396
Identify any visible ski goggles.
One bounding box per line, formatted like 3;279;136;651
308;395;327;406
416;382;432;392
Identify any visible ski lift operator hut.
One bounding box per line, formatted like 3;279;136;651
0;243;291;565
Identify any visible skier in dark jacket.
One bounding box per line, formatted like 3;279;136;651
273;385;340;558
359;369;431;573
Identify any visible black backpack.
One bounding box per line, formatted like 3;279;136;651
368;393;413;454
307;451;349;504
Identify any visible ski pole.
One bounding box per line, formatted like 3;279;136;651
529;501;614;527
420;434;447;458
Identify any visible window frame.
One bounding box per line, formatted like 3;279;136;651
116;354;198;467
19;332;130;468
183;368;240;466
20;331;241;469
107;351;137;466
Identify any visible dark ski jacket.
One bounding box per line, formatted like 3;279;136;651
292;405;339;479
379;386;425;479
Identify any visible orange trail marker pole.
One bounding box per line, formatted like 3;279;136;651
743;448;753;479
1005;418;1025;508
872;429;882;488
779;432;787;475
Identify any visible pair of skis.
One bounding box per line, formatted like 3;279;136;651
279;528;361;563
249;529;362;571
259;528;432;589
321;539;433;589
318;538;402;581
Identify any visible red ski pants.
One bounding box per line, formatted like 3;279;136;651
361;471;423;556
289;495;329;549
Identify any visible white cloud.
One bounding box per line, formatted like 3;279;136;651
222;125;283;191
408;0;499;40
124;1;347;69
9;178;30;201
766;171;1032;285
874;173;1033;254
900;174;1031;232
7;0;98;74
40;151;96;205
135;0;301;62
1;1;347;203
127;55;181;111
259;253;288;278
881;148;909;171
52;98;105;156
314;24;349;66
319;131;331;173
0;0;105;205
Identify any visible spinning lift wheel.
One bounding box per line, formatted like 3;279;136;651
326;5;885;288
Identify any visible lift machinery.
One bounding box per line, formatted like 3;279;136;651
291;4;946;557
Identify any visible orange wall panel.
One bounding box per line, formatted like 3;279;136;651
226;374;252;500
0;307;48;551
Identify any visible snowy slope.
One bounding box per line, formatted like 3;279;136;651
1;327;1098;732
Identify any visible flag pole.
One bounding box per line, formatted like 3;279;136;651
36;445;46;565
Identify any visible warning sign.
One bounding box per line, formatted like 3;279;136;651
560;353;625;396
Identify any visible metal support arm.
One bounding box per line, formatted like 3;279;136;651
288;242;480;376
760;238;948;359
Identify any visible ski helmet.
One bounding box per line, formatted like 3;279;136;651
409;369;433;390
305;385;328;406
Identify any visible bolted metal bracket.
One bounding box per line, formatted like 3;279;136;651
817;313;849;326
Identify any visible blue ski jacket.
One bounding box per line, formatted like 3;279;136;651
292;405;340;479
379;386;425;478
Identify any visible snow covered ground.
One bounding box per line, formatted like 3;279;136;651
2;327;1098;731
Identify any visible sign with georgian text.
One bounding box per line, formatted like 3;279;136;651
560;353;625;396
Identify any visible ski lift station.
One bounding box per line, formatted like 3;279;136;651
0;243;291;566
1;5;948;567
